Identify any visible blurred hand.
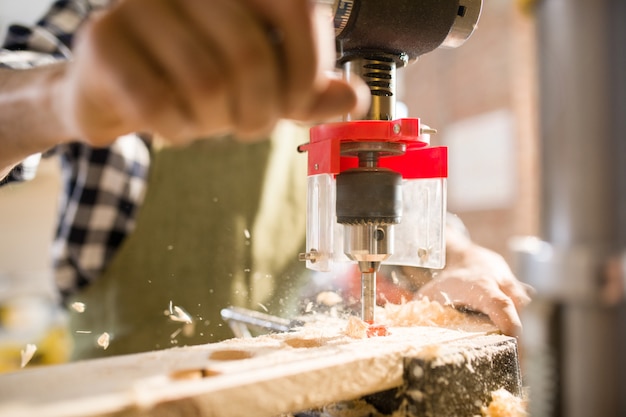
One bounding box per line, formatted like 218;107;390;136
415;227;533;337
58;0;370;145
603;254;626;305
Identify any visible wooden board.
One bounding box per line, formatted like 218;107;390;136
0;321;519;417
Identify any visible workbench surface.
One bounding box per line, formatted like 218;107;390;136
0;317;520;417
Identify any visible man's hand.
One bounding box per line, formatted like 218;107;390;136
415;226;533;337
1;0;370;176
59;0;370;146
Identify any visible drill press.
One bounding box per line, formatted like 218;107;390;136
299;0;482;324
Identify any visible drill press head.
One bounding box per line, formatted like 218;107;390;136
331;0;482;64
300;0;483;322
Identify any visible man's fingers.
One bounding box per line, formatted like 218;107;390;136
417;276;524;337
69;15;183;144
477;292;523;337
497;276;533;311
293;76;371;122
68;0;370;146
241;0;320;113
175;0;282;138
119;0;239;139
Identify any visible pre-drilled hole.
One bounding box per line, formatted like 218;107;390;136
209;349;254;361
284;338;325;348
170;368;221;380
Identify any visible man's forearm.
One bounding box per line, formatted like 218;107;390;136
0;63;72;175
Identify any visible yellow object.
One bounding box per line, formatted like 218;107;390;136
0;325;72;373
517;0;539;15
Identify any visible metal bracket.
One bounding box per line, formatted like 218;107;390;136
220;306;303;338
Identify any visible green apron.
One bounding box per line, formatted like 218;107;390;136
68;122;311;360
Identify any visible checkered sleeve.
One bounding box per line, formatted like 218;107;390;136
53;136;150;298
1;0;151;299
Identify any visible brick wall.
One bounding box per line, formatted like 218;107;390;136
401;0;540;261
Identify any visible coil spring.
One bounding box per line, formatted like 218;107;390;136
361;55;395;97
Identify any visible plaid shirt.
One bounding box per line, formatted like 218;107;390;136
0;0;150;301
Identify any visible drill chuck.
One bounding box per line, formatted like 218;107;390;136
336;168;402;225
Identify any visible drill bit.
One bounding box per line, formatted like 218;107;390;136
359;261;380;323
361;270;376;323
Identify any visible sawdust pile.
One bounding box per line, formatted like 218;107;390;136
343;298;496;339
481;388;527;417
377;298;492;330
344;316;370;339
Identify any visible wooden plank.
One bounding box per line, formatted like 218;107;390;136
0;321;518;417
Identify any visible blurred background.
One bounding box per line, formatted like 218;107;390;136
0;0;50;36
403;1;626;417
0;0;624;416
403;0;539;259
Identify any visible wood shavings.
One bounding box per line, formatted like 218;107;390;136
344;316;369;339
316;291;343;307
164;302;195;340
97;332;110;350
481;388;527;417
344;298;490;340
379;298;468;327
344;317;391;338
20;344;37;368
378;298;495;332
70;302;86;313
438;291;454;307
170;328;183;339
167;301;193;324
